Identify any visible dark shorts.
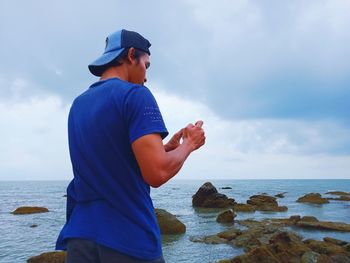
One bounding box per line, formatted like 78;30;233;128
65;238;166;263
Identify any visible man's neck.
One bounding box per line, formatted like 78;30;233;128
100;66;129;82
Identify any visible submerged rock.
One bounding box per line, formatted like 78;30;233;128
12;206;49;215
326;191;350;196
155;208;186;234
327;196;350;201
27;251;66;263
274;192;287;198
192;182;235;208
216;210;236;223
297;193;329;204
241;215;350;232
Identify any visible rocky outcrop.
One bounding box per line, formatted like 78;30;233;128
27;251;66;263
192;182;235;208
12;206;49;215
233;195;287;213
326;191;350;196
192;215;350;262
297;193;329;204
239;215;350;232
216;210;236;223
296;219;350;232
155;209;186;234
247;195;287;212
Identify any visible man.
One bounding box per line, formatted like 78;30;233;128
56;29;205;263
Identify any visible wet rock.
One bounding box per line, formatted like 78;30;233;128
12;206;49;215
230;232;310;263
300;216;319;222
247;195;288;212
190;234;228;244
216;209;236;223
274;192;287;198
296;220;350;232
304;239;347;255
221;187;233;189
233;203;256;212
30;224;38;228
27;251;66;263
217;228;242;241
192;182;235;208
323;237;348;247
297;193;329;204
328;254;350;263
327;196;350;201
154;209;186;234
326;191;350;196
301;251;321;263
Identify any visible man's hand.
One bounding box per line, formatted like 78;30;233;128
164;129;184;152
183;120;206;151
132;120;206;188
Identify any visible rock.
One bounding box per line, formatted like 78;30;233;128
327;196;350;201
233;203;256;212
12;206;49;215
247;195;287;212
190;235;228;244
304;239;347;255
328;254;350;263
192;182;235;208
301;251;321;263
274;192;287;198
221;187;232;189
217;217;350;263
216;209;236;223
297;193;329;204
296;220;350;232
326;191;350;196
30;224;38;228
63;195;67;197
217;228;242;241
154;209;186;234
27;251;66;263
300;216;319;222
323;237;348;246
230;232;310;263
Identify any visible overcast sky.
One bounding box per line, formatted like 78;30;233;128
0;0;349;180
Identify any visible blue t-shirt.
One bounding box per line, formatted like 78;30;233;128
55;78;168;260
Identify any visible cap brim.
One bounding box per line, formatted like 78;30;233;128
88;48;125;77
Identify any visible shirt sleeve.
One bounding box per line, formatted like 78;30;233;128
124;85;169;144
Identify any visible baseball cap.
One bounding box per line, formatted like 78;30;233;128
88;29;151;77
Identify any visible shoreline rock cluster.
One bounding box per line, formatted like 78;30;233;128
24;182;350;262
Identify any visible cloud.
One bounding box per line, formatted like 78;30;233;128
0;87;71;180
1;0;349;123
1;81;349;180
0;0;349;180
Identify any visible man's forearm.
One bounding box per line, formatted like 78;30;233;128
159;141;193;185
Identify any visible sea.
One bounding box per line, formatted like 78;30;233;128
0;179;349;263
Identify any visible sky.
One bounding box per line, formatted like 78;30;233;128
0;0;349;180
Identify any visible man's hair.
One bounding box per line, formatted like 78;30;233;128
108;48;146;67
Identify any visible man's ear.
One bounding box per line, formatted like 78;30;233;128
126;47;136;64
